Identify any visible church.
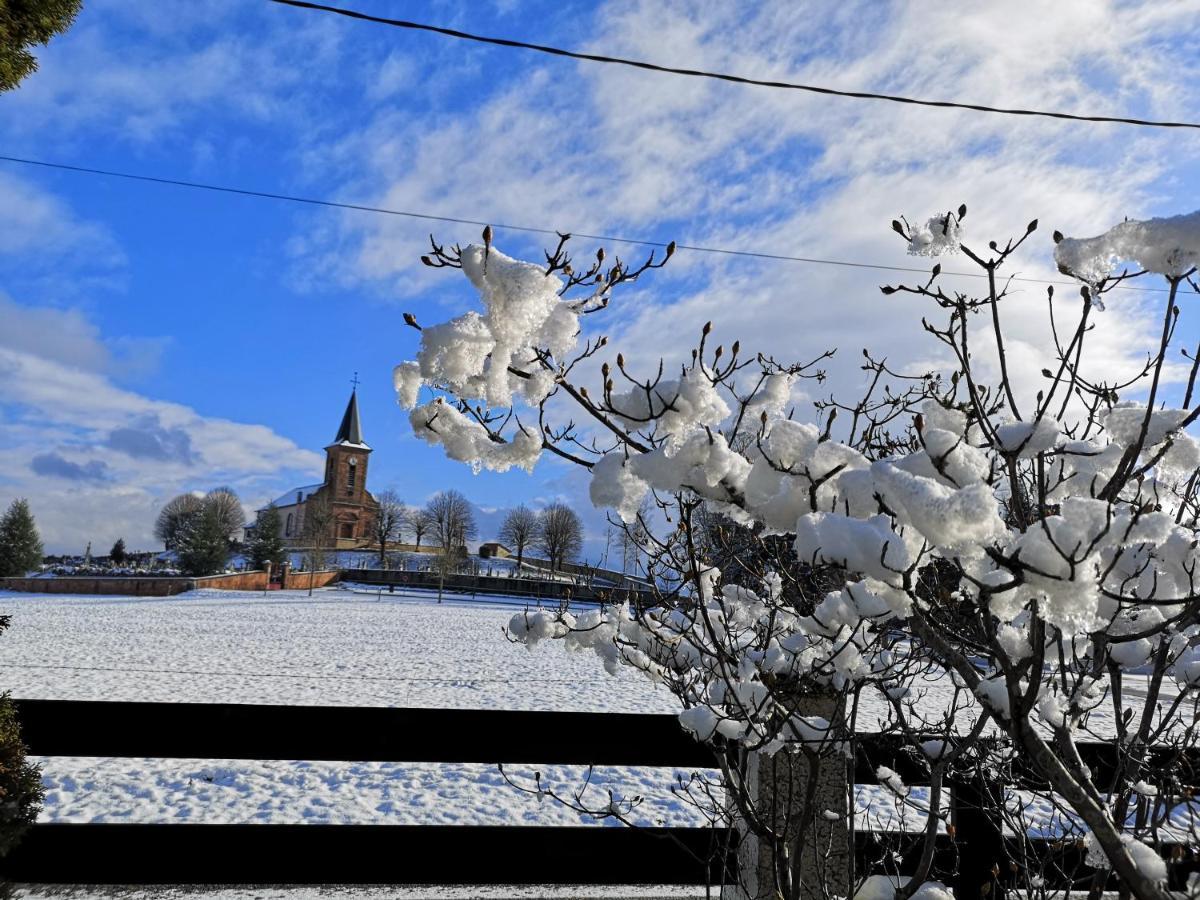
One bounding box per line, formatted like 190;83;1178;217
255;389;380;549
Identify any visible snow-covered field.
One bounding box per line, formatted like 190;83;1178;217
0;587;668;711
1;585;1188;900
0;587;706;827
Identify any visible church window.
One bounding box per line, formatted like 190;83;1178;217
347;457;357;492
285;514;293;537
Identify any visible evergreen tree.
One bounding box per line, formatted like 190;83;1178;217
177;503;230;577
246;505;286;571
0;499;43;577
0;616;42;858
0;0;82;92
108;537;126;566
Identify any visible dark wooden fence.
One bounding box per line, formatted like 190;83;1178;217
341;568;655;605
6;699;1198;895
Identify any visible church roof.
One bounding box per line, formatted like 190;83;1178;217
331;389;370;449
266;483;324;510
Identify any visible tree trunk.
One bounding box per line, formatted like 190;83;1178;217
724;690;851;900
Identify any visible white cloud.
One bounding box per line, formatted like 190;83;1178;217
0;1;346;148
301;0;1200;425
0;301;323;553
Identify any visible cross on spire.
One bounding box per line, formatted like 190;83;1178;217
350;371;361;391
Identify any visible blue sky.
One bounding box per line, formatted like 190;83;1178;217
2;0;1200;554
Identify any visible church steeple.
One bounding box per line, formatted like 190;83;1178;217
332;387;368;449
324;384;372;508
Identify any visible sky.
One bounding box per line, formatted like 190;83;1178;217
2;0;1200;556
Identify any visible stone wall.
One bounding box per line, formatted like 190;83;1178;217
0;576;196;596
0;569;340;596
193;571;268;591
281;570;340;590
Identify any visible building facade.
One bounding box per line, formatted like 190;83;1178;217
255;389;379;550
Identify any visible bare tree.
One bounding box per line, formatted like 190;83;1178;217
154;493;204;551
618;497;652;576
204;487;246;543
301;492;334;596
535;502;583;572
425;490;477;602
426;490;477;556
372;489;405;569
498;504;537;570
405;506;433;551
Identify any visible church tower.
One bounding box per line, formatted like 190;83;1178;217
320;387;378;548
324;388;371;505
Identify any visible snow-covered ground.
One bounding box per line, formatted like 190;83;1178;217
0;587;667;711
12;888;707;900
0;587;704;829
2;585;1190;900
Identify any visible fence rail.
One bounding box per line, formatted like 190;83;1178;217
341;568;654;605
7;699;1200;895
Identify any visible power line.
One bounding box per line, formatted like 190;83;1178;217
0;153;1170;293
266;0;1200;131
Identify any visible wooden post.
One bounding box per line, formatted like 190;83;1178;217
724;691;852;900
950;766;1006;900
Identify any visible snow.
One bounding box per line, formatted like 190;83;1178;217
0;586;1182;895
37;758;702;829
1;587;963;837
1101;402;1190;450
0;588;672;712
409;398;543;474
1055;210;1200;283
852;877;952;900
268;483;323;509
905;213;962;257
14;888;707;900
993;418;1059;457
609;371;730;448
0;587;716;837
395;244;580;413
794;513;914;586
589;454;651;524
